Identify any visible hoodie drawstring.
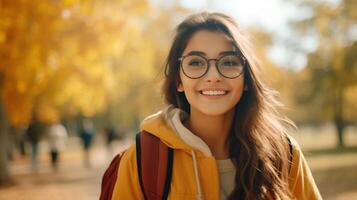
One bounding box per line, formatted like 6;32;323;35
191;150;203;200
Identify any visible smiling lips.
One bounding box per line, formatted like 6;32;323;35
199;89;228;96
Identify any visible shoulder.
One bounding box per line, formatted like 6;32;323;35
286;134;305;173
286;134;323;200
111;143;144;199
115;143;137;175
286;134;302;156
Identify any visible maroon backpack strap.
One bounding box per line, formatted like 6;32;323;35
136;131;174;200
99;150;126;200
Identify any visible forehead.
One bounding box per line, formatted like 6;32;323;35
182;30;235;57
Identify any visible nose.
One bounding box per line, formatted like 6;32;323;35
204;60;221;82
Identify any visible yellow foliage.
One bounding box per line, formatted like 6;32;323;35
345;85;357;120
1;0;154;127
3;88;32;127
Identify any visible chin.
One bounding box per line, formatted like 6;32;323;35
194;105;236;117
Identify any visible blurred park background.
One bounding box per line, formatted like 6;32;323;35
0;0;356;199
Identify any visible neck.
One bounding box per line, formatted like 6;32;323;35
187;108;234;159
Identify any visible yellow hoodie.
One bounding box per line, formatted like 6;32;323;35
111;106;322;200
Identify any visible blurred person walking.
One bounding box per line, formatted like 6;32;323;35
26;118;42;172
104;123;116;157
79;119;95;168
47;122;68;171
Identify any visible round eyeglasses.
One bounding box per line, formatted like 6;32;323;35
178;54;246;79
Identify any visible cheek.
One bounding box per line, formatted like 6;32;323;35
230;78;245;101
178;70;193;91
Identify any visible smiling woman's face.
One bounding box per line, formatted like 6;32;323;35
178;30;245;117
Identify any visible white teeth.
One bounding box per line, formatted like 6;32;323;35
201;90;227;96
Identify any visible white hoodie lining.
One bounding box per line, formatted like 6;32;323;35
170;108;212;157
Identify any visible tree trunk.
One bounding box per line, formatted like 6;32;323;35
334;86;345;148
0;74;11;185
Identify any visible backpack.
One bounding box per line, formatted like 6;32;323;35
99;131;293;200
100;131;173;200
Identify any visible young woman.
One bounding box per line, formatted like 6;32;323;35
107;12;322;200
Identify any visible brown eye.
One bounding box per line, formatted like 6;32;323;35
219;55;242;67
222;61;238;66
189;60;205;67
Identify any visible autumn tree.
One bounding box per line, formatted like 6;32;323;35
0;0;151;184
290;0;357;147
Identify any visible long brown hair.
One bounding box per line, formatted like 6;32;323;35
162;12;295;199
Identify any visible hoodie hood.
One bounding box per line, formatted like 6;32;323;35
140;105;211;200
140;105;212;157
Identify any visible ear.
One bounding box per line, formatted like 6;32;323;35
177;83;184;92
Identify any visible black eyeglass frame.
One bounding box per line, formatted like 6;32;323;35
178;53;247;79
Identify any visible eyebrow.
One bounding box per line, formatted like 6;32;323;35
186;51;237;56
